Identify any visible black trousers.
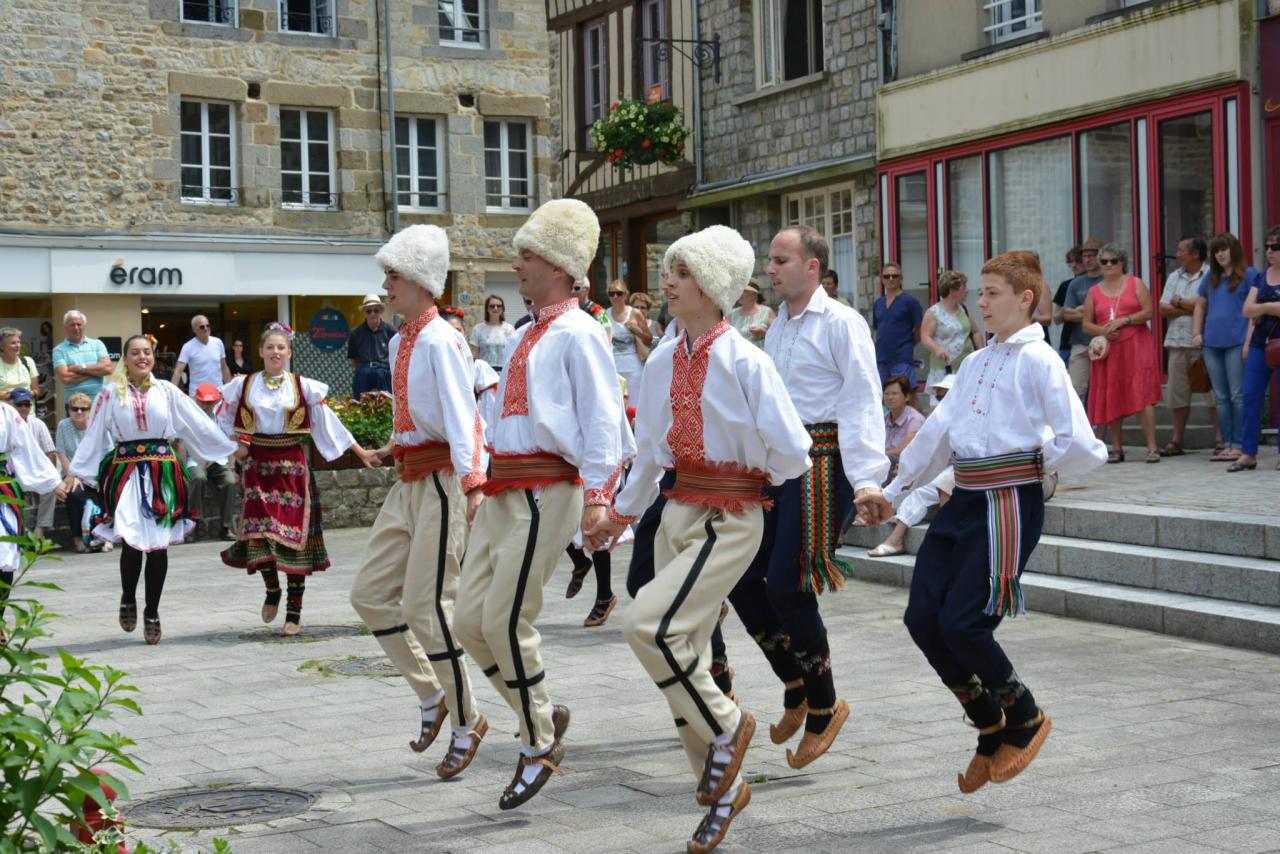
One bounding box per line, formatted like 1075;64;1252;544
903;483;1043;685
728;463;853;652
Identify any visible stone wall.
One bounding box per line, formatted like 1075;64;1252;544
0;0;554;324
312;467;397;529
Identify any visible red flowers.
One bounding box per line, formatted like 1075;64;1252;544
641;139;651;149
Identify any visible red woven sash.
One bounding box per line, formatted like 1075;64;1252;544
483;451;580;496
666;460;771;515
394;441;453;482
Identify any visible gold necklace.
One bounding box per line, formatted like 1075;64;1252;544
262;371;287;391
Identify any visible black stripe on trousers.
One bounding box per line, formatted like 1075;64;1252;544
654;516;723;736
508;490;542;746
432;473;469;725
371;623;409;637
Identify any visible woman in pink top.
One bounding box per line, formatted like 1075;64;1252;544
1081;243;1162;463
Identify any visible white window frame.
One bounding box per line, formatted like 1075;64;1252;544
484;119;534;213
783;182;858;308
181;0;237;25
280;107;337;210
395;116;446;213
984;0;1042;44
180;100;238;206
279;0;333;35
754;0;823;89
583;18;609;146
640;0;669;101
438;0;485;47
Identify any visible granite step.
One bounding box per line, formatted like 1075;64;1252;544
838;548;1280;655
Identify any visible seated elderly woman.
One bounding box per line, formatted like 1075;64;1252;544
883;374;924;478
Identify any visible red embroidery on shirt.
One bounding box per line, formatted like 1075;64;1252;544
460;409;487;493
585;462;623;506
128;385;149;432
666;320;731;465
392;307;440;434
501;298;577;417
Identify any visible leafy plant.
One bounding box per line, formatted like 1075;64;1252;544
328;393;392;450
590;98;690;169
0;523;143;853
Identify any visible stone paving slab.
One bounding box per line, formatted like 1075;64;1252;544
18;526;1280;852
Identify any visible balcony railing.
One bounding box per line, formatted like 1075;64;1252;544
279;3;332;35
983;0;1042;44
181;0;236;24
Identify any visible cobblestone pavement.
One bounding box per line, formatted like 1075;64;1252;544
24;525;1280;853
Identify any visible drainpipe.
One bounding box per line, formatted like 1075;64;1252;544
691;0;704;191
384;0;399;234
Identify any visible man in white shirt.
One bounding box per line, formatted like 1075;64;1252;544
349;225;489;780
172;315;230;397
727;225;889;771
1158;237;1220;455
453;199;626;811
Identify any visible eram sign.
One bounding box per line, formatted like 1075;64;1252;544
109;258;182;286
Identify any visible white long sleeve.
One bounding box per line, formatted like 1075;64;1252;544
1;405;61;494
301;378;356;461
166;383;238;465
885;323;1107;504
218;374;354;461
766;287;889;490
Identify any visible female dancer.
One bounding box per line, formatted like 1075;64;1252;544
67;335;239;644
219;324;380;635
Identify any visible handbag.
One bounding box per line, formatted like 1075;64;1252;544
1267;337;1280;370
1187;355;1212;394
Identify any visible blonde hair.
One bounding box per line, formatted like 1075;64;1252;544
107;334;154;402
607;279;629;296
67;392;92;409
937;270;968;298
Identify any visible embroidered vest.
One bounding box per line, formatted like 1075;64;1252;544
234;372;311;438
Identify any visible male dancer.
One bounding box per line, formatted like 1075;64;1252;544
590;225;812;853
349;225;489;778
728;225;889;769
453;199;626;810
860;251;1106;791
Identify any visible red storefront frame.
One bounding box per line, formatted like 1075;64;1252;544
876;83;1252;339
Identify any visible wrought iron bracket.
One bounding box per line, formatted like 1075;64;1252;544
639;34;721;83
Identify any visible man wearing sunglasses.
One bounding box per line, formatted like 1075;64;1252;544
1059;237;1106;405
872;263;923;382
348;293;397;397
173;314;231;399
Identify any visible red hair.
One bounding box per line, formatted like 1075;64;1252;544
981;251;1042;314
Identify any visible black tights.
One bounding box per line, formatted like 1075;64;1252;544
0;569;13;623
260;569;306;624
120;545;168;619
567;545;612;602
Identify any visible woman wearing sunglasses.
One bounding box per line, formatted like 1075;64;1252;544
1080;243;1162;463
605;280;649;404
1231;226;1280;471
470;295;516;371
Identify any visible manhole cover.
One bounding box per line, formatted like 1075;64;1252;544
125;786;315;829
238;624;364;643
327;656;401;677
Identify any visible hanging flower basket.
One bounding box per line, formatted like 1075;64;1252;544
590;98;691;170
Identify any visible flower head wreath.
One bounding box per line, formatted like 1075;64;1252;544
265;321;295;341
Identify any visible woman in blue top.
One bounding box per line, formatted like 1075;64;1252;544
1231;226;1280;471
1192;233;1258;462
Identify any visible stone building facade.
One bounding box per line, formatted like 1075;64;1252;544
686;0;883;311
1;0;551;402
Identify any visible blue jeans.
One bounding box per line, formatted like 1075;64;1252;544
1058;348;1071;367
1202;345;1244;449
878;360;917;384
352;364;391;397
1241;346;1274;456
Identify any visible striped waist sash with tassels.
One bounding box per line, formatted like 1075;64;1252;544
666;460;771;515
0;453;23;537
483;451;581;496
394;441;454;483
799;421;848;595
952;450;1044;619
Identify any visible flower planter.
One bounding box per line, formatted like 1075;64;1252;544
591;98;691;171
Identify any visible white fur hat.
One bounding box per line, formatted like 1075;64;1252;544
375;224;450;298
663;226;757;316
513;199;600;281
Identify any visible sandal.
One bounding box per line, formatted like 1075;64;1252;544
786;698;851;769
769;679;807;744
1158;442;1185;457
687;781;751;854
565;561;591;600
1145;450;1161;464
867;542;905;558
957;713;1006;794
696;712;755;806
119;603;138;633
989;711;1052;783
143;616;162;646
436;715;488;779
410;696;447;753
498;740;566;810
281;621;301;637
1211;450;1239;461
1228;459;1257;472
583;595;617;627
262;587;282;623
1106;450;1125;464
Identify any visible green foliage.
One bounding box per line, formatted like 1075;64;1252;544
590;98;691;169
328;393;392;449
0;527;142;853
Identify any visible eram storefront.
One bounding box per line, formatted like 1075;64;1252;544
2;235;390;416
